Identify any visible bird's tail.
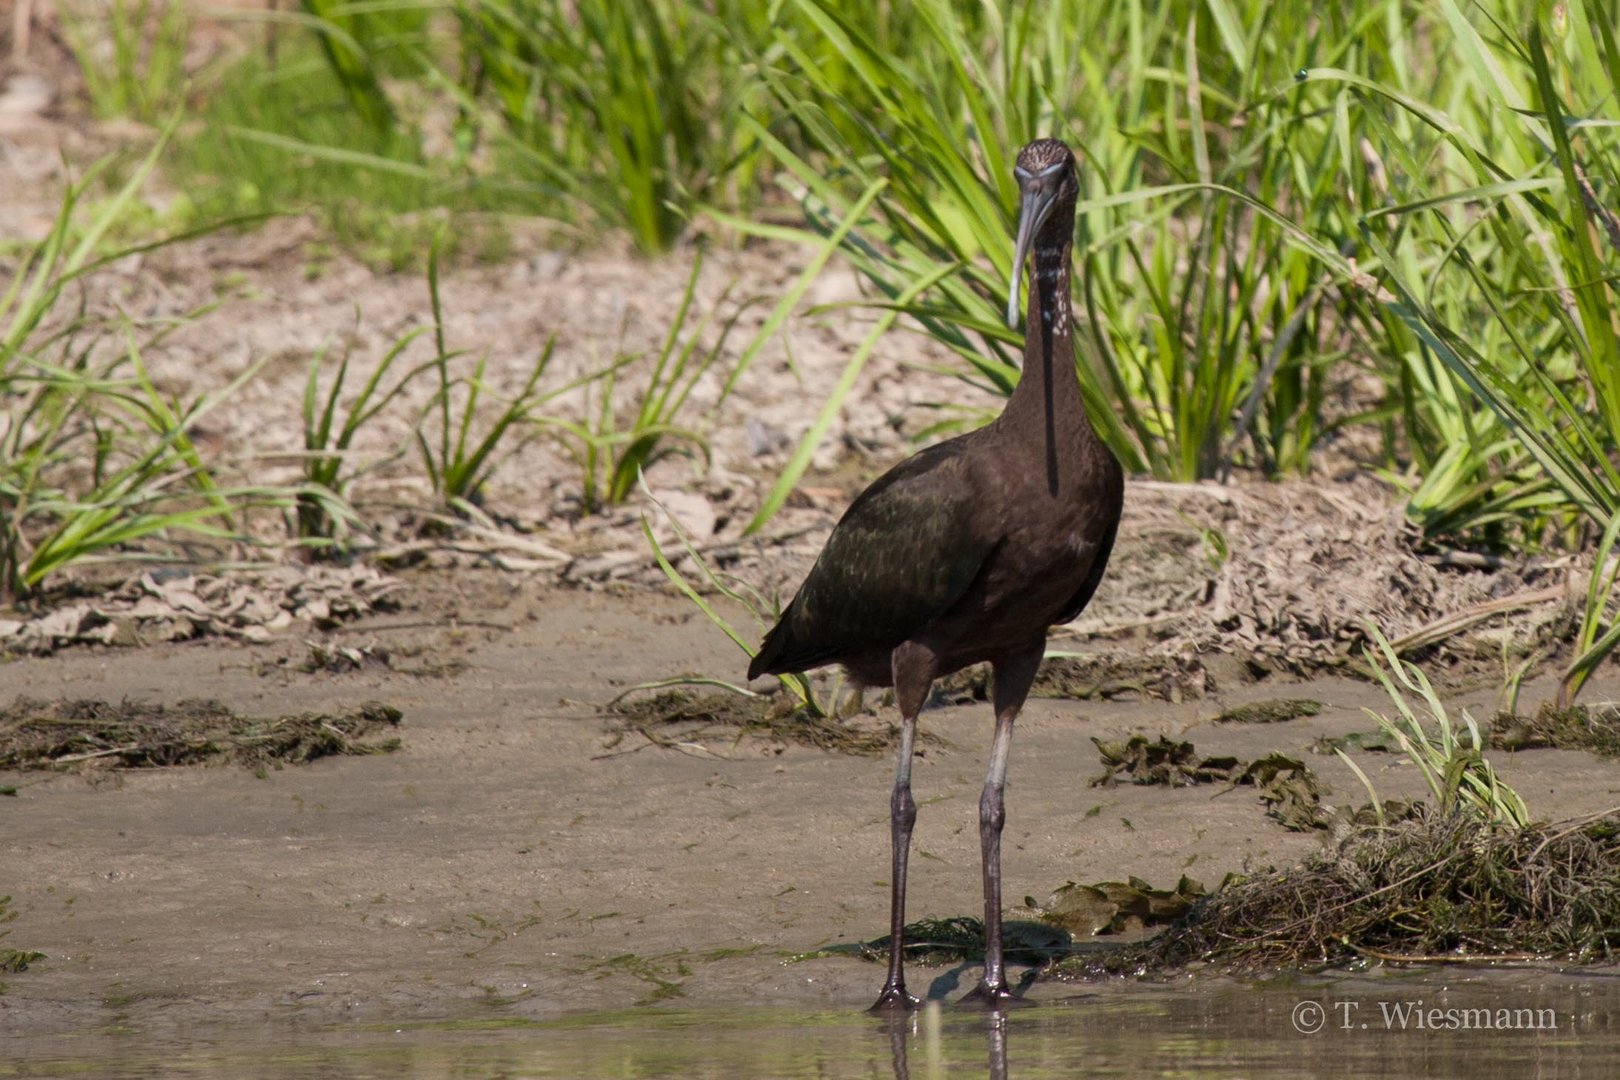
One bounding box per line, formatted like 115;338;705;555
747;617;794;680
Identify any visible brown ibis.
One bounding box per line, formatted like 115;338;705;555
749;138;1123;1010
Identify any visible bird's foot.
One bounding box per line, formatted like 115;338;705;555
958;981;1033;1010
869;983;921;1013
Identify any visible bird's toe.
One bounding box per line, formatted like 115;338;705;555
957;982;1034;1010
869;984;921;1013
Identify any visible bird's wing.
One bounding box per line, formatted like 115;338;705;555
751;445;994;677
1054;517;1118;626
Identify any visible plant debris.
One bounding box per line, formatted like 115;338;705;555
1198;482;1554;672
1490;702;1620;757
1090;735;1241;787
1036;875;1210;937
1214;698;1321;724
0;698;403;769
604;687;937;757
251;640;468;679
0;566;401;656
1052;809;1620;978
299;641;393;674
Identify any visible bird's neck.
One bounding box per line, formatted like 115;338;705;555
1003;236;1095;456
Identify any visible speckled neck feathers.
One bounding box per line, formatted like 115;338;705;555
1000;202;1099;490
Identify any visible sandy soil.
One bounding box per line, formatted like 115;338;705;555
0;24;1580;668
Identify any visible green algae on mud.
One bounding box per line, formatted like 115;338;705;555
1215;698;1323;724
1237;753;1331;832
0;697;403;770
1087;736;1330;831
1037;875;1210;938
1089;734;1241;787
0;895;43;980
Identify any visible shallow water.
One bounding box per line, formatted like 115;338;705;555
9;973;1620;1079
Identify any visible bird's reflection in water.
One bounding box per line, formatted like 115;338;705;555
883;1004;1009;1080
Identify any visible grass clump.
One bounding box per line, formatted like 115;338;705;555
539;250;751;514
0;698;402;769
169;45;494;271
451;0;766;255
1055;809;1620;977
295;318;428;551
1350;630;1529;828
1;141;293;603
413;246;556;520
61;0;192;123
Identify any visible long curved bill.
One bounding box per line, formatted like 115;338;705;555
1005;181;1059;330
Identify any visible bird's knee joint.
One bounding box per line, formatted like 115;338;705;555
893;785;917;829
979;788;1005;832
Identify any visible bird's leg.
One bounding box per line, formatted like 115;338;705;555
882;1015;912;1080
871;644;935;1013
987;1011;1010;1080
961;648;1041;1009
871;706;919;1012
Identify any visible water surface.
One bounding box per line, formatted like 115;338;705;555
9;973;1619;1079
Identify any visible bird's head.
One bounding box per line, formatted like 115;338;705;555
1006;138;1079;329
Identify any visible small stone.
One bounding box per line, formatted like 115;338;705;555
0;75;52;117
531;251;566;279
746;418;790;457
651;488;716;541
37;604;89;641
86;616;141;648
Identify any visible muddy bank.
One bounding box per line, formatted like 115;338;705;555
3;573;1618;1038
